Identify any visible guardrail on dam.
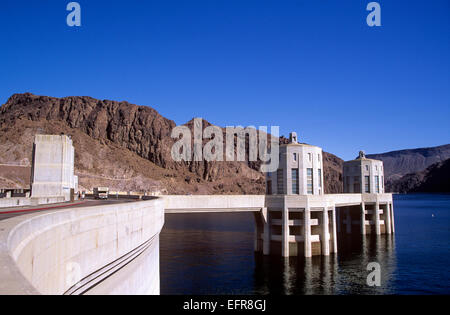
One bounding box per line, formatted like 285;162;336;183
0;198;164;295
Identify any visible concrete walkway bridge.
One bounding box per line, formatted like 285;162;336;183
163;193;395;258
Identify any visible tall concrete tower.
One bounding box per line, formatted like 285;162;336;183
343;151;385;194
31;135;78;201
266;132;324;195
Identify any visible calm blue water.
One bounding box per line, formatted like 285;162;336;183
160;194;450;295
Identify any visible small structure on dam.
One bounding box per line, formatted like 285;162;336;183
255;133;395;258
0;134;79;208
31;134;78;202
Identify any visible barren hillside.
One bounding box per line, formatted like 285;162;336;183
0;93;342;194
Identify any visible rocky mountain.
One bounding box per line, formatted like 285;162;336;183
323;152;343;194
0;93;342;194
367;144;450;183
389;158;450;193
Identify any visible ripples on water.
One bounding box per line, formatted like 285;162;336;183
160;194;450;295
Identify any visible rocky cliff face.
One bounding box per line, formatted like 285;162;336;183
6;93;450;195
389;158;450;193
0;93;264;194
1;93;344;194
323;152;343;194
367;145;450;185
1;93;176;167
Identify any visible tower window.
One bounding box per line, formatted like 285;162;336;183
291;169;299;194
365;176;370;193
307;168;313;194
354;176;360;193
277;169;284;194
318;169;322;188
375;175;380;193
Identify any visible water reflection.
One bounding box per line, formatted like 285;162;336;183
160;212;397;295
335;234;396;295
160;195;450;295
252;234;396;295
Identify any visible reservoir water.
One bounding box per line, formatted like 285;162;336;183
160;194;450;295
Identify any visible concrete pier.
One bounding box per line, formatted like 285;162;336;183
374;198;381;235
304;205;312;257
321;208;330;256
361;202;366;235
282;206;290;257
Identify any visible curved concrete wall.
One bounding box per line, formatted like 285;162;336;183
0;196;66;208
0;199;164;295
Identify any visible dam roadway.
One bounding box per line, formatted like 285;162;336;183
0;199;137;221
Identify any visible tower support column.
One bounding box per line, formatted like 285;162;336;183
361;202;366;235
390;202;396;233
282;206;289;258
321;208;330;256
385;203;392;234
262;207;271;255
374;199;381;235
304;206;312;258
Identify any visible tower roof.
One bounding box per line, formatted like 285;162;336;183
345;151;383;163
282;132;322;149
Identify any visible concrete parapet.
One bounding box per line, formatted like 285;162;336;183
163;195;266;213
0;199;164;295
0;197;66;209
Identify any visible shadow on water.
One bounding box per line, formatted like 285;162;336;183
253;234;396;295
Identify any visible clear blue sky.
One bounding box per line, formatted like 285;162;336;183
0;0;449;160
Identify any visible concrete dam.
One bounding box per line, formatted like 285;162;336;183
0;134;395;294
0;199;164;295
0;193;394;295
